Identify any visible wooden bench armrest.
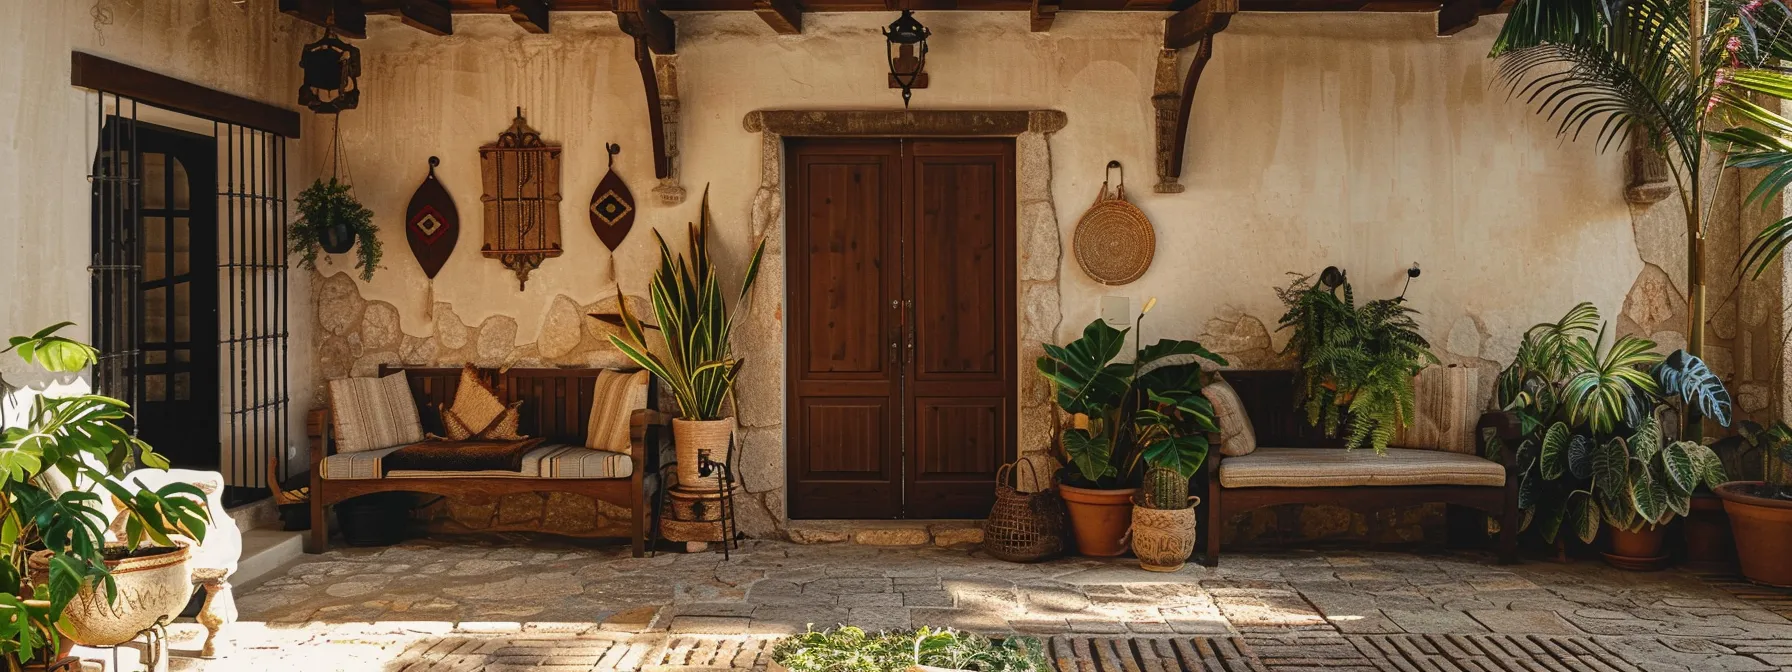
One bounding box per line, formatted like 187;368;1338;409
1475;410;1521;470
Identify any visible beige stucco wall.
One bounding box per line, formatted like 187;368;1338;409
308;9;1779;538
0;0;319;483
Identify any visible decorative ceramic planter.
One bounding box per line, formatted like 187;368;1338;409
1717;481;1792;587
1130;497;1199;572
1059;484;1137;557
1681;493;1735;572
30;544;192;647
1602;524;1668;571
673;418;735;491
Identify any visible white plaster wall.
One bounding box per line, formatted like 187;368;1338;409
330;10;1635;368
0;0;318;474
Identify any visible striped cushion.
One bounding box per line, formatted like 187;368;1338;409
1218;446;1505;488
585;370;650;454
1392;365;1482;454
319;446;402;480
1204;377;1257;457
378;444;633;480
329;373;424;454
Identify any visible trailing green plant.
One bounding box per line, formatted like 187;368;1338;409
288;177;380;282
1274;273;1438;453
0;323;210;666
608;187;767;421
770;626;1049;672
1712;419;1792;500
1490;0;1792;391
1492;303;1732;543
1036;310;1226;490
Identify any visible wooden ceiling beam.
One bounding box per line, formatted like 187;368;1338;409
616;0;677;53
1030;0;1060;31
1435;0;1504;35
1163;0;1236;49
281;0;369;38
366;0;455;34
499;0;551;32
755;0;804;33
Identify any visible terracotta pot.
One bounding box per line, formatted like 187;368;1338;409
29;544;192;647
1059;484;1138;557
1131;497;1199;572
1607;524;1667;559
673;418;735;491
1717;481;1792;587
1681;493;1735;572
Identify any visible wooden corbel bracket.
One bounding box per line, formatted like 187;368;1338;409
617;0;676;181
1155;0;1234;193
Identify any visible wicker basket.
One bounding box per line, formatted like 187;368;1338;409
983;461;1065;563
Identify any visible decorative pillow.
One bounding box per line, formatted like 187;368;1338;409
329;372;424;454
436;403;477;441
448;364;505;440
1393;365;1481;454
585;370;651;454
1203;376;1257;457
477;401;527;440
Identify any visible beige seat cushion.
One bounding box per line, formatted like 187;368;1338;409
1218;447;1505;488
1204;377;1257;457
322;443;633;480
1393;365;1482;454
329;372;424;454
585;370;651;454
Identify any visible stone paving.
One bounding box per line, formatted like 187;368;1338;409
123;539;1792;671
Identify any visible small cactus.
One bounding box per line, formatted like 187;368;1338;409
1142;466;1190;509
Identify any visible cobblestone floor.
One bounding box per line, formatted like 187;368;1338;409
127;539;1791;671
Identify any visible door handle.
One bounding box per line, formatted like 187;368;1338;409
904;299;916;367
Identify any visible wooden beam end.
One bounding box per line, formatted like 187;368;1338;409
755;0;804;34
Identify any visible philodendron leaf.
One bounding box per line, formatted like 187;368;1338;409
1629;464;1661;524
1660;441;1698;496
1575;491;1601;545
1592;437;1629;499
1061;428;1115;483
1653;350;1734;427
45;555;83;620
1687;443;1728;490
1540;423;1571;481
1518;469;1539;510
1567;434;1594;480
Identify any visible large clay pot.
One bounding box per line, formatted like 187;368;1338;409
1131;497;1199;572
1681;493;1735;572
673;418;735;491
1717;481;1792;587
29;544;191;647
1602;524;1668;571
1059;484;1137;557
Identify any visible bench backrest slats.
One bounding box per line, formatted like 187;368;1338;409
376;365;656;446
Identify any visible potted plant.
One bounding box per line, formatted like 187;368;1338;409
1490;303;1732;569
1714;420;1792;586
1036;302;1224;557
1274;271;1438;453
288;177;380;281
0;323;210;664
607;187;766;491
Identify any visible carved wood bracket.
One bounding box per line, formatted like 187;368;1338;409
1155;0;1233;194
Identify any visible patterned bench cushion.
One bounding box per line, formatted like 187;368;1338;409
1218;446;1505;488
321;443;633;480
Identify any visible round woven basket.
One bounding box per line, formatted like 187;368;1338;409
1073;167;1154;286
1130;496;1200;572
983;461;1065;563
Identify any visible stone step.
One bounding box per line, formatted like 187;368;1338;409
785;519;984;547
235;529;304;590
225;497;279;533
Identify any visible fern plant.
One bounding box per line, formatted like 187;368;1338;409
1274;273;1437;453
288;178;380;282
1493;303;1733;543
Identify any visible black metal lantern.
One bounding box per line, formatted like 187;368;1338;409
299;29;361;114
884;10;930;108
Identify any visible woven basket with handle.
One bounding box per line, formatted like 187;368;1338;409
983;460;1065;563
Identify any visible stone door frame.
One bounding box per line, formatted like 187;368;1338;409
733;109;1067;535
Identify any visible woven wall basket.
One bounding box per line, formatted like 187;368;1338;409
1073;162;1155;286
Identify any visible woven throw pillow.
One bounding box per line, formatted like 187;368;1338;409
329;372;424;454
449;364;505;438
1202;376;1257;457
435;404;476;441
585;370;651;454
1392;365;1481;454
477;401;527;440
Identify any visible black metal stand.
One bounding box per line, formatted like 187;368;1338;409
648;433;740;560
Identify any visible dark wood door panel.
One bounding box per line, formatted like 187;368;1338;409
788;397;900;519
912;155;1002;379
799;156;891;378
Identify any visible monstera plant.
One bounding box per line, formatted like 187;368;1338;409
1492;303;1731;567
1035;306;1225;557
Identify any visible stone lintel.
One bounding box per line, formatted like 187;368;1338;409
745;109;1065;137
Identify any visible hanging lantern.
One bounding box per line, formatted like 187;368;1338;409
299;29;361;114
884;10;930;108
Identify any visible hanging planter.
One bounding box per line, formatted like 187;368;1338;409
289;177;380;280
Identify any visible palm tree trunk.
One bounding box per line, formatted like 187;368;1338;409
1687;0;1707;441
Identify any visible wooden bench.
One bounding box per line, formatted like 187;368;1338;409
1200;370;1520;566
308;366;667;557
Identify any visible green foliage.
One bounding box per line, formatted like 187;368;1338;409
1494;303;1733;543
1712;420;1792;499
1036;317;1226;488
608;187;767;421
770;626;1049;672
0;324;209;663
289;178;380;282
1274;273;1437;453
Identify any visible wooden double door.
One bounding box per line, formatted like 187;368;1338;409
786;138;1017;520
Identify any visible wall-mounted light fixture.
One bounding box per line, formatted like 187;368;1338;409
884;10;930;108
